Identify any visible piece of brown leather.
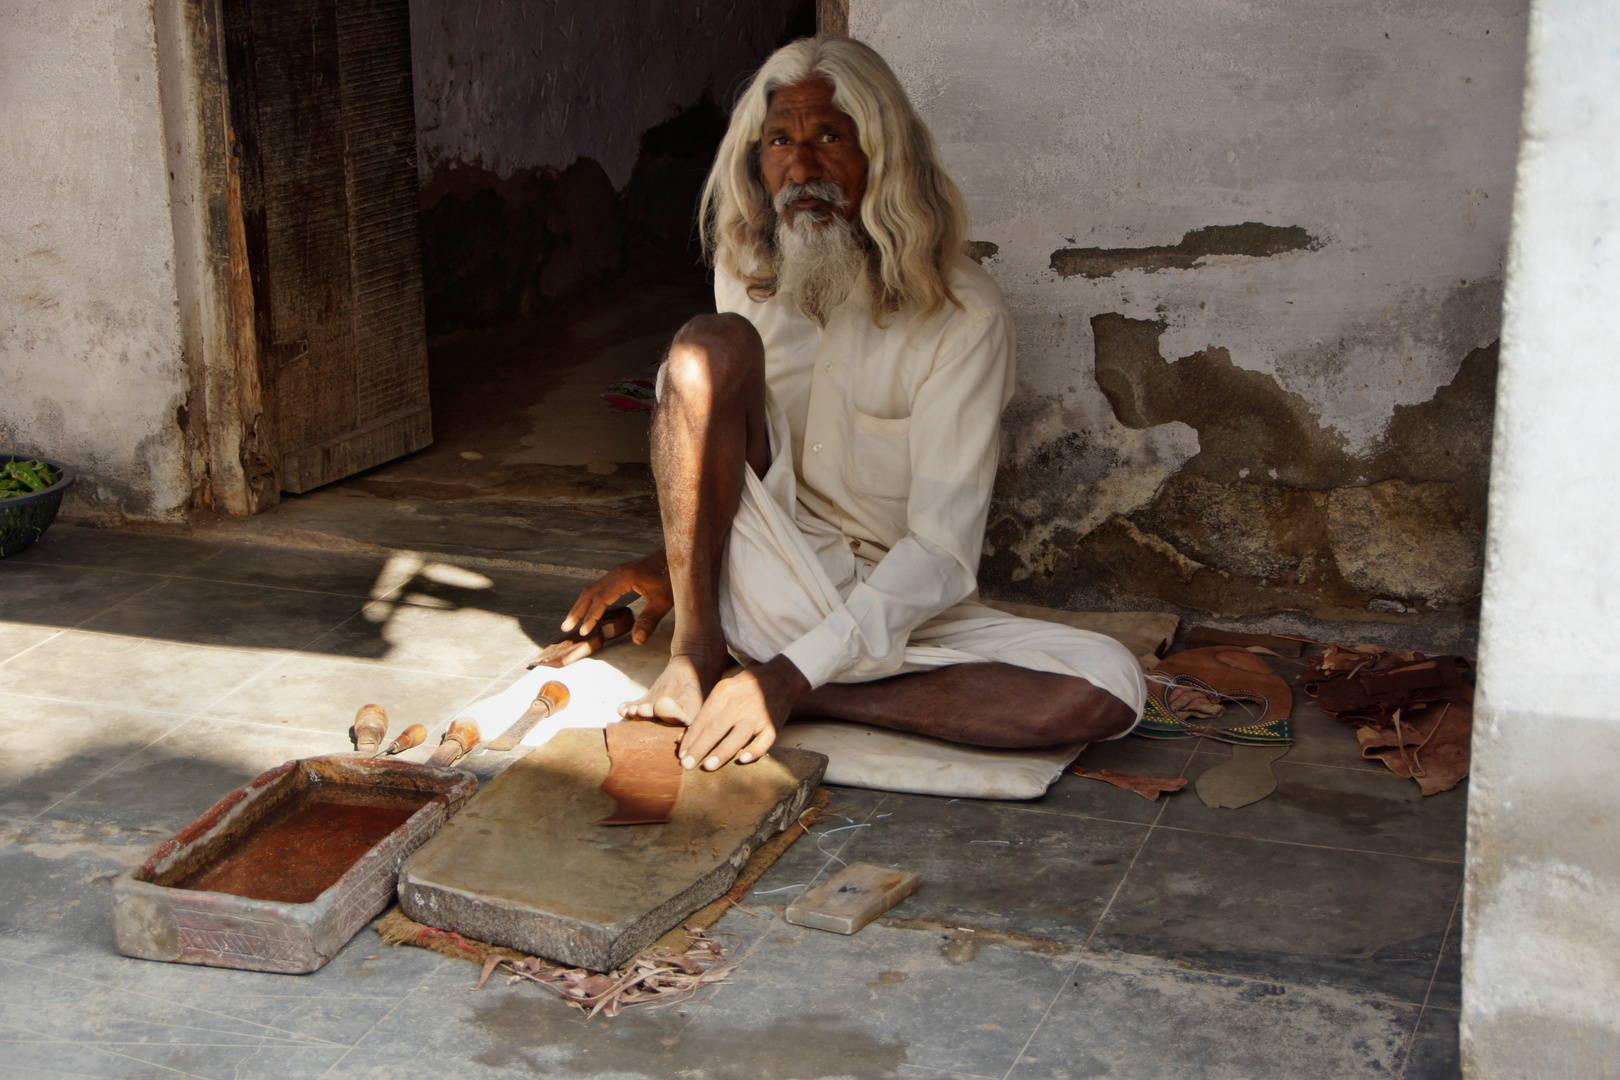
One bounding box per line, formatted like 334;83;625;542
1355;698;1473;796
1067;767;1188;801
599;720;686;825
1151;646;1294;727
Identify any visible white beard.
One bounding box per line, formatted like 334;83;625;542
775;214;865;327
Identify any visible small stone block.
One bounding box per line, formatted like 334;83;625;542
785;862;920;935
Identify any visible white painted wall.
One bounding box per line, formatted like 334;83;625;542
850;0;1523;546
411;0;804;189
0;0;191;522
1462;0;1620;1072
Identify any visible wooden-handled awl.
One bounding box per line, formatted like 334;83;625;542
427;718;480;767
485;681;571;752
352;704;388;754
528;607;635;669
382;723;426;756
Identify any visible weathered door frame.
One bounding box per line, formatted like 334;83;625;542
157;0;431;515
157;0;278;516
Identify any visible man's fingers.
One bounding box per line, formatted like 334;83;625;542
702;723;762;771
735;725;776;765
677;715;728;771
631;610;663;647
561;580;612;633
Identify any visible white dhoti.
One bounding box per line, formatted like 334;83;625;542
716;392;1148;732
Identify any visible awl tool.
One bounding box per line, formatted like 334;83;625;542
382;723;426;756
427;718;480;767
528;607;635;668
486;681;571;752
352;704;388;754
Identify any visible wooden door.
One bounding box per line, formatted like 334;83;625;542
222;0;430;495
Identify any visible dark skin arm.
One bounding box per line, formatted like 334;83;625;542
558;550;810;770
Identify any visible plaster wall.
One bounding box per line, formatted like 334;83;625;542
850;0;1525;620
1461;0;1620;1072
409;0;805;332
0;0;192;521
411;0;803;190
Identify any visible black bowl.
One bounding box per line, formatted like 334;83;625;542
0;457;75;558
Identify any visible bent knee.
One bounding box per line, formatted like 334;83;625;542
664;313;762;398
1027;678;1136;744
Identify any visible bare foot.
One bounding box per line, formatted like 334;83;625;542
620;650;728;722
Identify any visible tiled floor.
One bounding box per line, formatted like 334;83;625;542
0;525;1463;1078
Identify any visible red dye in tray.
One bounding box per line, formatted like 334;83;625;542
176;784;430;903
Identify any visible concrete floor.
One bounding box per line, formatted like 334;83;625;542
1;522;1465;1079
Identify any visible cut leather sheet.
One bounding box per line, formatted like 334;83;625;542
600;720;686;825
1067;767;1188;801
1136;646;1294;745
447;600;1174;800
1195;744;1290;808
1354;699;1473;796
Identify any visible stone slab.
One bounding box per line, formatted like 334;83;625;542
397;728;827;970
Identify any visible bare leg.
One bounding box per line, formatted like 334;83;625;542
792;663;1136;747
622;314;770;722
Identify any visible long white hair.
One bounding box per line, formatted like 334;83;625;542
699;37;970;320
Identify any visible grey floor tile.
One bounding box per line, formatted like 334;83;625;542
1282;699;1390;773
687;919;1076;1079
743;786;894;908
387;560;589;621
1092;829;1462;1003
1401;1008;1460;1079
3;631;285;715
180;543;402;599
8;523;223;575
1007;949;1417;1080
307;599;553;677
0;692;188;823
824;793;1150;946
1167;751;1468;861
1036;737;1199;825
0;622;60;662
33;716;342;837
0;562;165;628
1425;894;1463;1011
80;576;368;652
202;653;489;741
325;957;691;1080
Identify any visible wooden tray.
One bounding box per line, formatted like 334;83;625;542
112;756;476;974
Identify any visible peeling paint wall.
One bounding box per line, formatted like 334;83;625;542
1462;0;1620;1072
851;0;1526;619
0;0;192;522
409;0;808;332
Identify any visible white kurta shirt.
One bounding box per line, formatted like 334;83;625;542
715;255;1018;688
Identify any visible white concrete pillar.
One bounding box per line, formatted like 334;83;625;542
1461;0;1620;1075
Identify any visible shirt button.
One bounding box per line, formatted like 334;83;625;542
824;361;832;370
811;443;823;453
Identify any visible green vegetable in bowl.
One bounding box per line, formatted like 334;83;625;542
0;459;61;498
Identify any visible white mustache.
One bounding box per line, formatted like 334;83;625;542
774;181;849;214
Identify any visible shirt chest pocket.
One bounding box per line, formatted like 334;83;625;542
849;410;912;500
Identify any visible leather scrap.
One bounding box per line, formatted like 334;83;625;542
599;720;685;825
1301;645;1475;795
1195;745;1290;808
1067;767;1188;801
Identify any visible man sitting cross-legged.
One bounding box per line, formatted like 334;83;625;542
557;36;1147;773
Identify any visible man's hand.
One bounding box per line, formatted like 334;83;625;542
677;655;809;772
561;550;672;647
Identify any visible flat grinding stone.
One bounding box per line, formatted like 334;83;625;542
398;728;826;971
